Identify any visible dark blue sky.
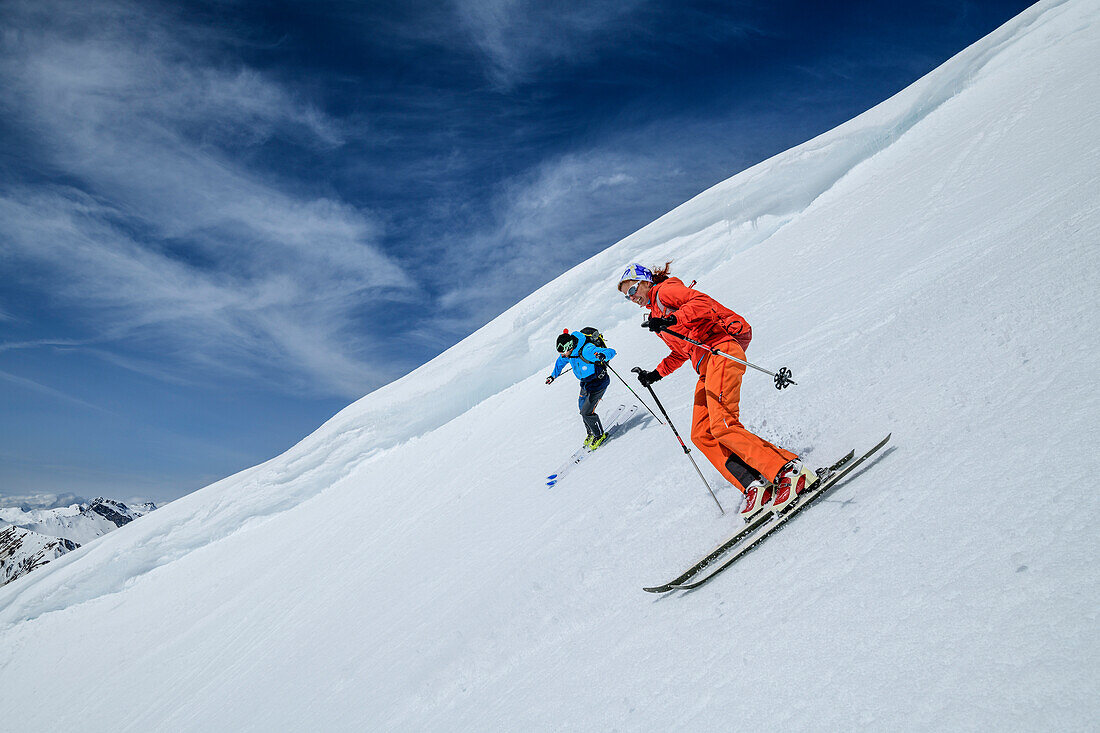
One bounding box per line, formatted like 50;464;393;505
0;0;1033;504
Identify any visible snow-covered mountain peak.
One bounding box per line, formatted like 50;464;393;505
0;496;157;547
0;527;80;587
0;497;159;585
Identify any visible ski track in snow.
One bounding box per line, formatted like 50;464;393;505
1;1;1098;730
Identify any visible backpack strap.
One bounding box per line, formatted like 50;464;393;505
575;333;596;364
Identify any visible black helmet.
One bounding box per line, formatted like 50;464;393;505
556;330;578;354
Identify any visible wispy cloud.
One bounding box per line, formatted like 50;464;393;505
0;368;112;414
425;112;759;329
447;0;759;88
0;338;96;354
0;0;418;397
448;0;654;87
428;148;654;326
0;186;411;396
449;0;597;86
0;491;89;510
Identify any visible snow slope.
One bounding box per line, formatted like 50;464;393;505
1;1;1098;730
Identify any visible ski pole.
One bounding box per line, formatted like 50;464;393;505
606;363;664;426
645;321;797;390
632;367;724;515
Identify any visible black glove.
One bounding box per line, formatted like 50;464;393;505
645;315;677;333
594;351;606;361
545;376;555;385
636;369;662;387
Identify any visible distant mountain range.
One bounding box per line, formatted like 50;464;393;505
0;498;157;586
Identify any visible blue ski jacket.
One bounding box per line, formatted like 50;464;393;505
549;331;616;382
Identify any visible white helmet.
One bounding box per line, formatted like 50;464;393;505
617;263;653;286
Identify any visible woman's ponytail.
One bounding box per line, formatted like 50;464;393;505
651;261;673;284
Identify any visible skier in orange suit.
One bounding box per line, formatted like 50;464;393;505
618;261;817;519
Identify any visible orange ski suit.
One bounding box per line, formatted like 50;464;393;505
648;277;796;491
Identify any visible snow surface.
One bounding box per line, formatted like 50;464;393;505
1;1;1098;729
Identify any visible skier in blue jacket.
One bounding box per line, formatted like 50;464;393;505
546;329;617;448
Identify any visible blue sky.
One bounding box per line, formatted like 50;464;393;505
0;0;1033;505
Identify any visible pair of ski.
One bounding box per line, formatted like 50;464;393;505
644;434;892;593
546;403;639;488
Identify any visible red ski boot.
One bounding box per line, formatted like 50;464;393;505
770;460;818;513
738;479;773;522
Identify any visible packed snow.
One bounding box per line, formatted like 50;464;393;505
1;0;1097;729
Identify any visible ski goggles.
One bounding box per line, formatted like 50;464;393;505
557;341;574;353
624;281;643;298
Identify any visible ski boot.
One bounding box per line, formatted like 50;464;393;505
588;432;609;450
738;479;773;521
770;460;818;513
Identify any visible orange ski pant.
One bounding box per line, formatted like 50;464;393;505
690;340;796;492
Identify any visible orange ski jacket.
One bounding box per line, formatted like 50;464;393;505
647;277;752;377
